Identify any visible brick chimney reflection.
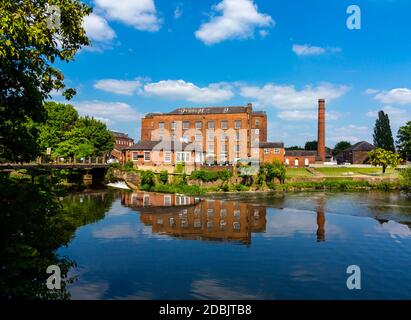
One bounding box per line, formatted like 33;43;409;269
317;99;326;162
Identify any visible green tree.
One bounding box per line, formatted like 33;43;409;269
159;170;169;184
368;148;402;174
0;0;91;162
286;146;303;150
396;121;411;161
373;110;395;152
38;102;79;153
333;141;352;156
305;140;318;151
68;116;114;156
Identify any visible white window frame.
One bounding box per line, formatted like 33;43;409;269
274;148;280;154
221;120;228;130
164;195;171;206
182;121;190;130
176;152;190;163
264;148;270;154
164;151;171;163
235;120;241;129
195;121;202;130
144;151;151;161
208;121;215;129
132;152;139;161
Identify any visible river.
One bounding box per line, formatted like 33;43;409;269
51;189;411;300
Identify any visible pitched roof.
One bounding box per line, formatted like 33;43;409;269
259;142;284;148
285;150;318;157
344;141;375;152
111;131;133;139
167;106;248;115
124;140;191;151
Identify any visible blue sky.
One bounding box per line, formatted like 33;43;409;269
55;0;411;147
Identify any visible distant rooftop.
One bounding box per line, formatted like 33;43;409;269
111;131;132;139
343;141;375;152
145;105;266;117
259;142;284;148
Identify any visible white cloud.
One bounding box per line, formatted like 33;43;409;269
195;0;274;45
94;0;162;32
365;88;379;95
374;88;411;105
366;106;410;127
174;3;183;19
83;13;116;43
329;124;370;143
292;44;341;56
240;83;348;109
143;80;234;103
278;110;340;121
73;101;139;124
94;79;143;95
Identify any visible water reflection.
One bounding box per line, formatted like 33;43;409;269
122;192;266;245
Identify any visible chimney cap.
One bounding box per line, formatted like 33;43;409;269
318;99;325;102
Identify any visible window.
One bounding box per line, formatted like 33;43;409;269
274;148;280;154
220;132;227;142
294;159;299;166
176;152;190;162
144;151;151;161
132;152;138;161
208;121;215;129
171;133;176;141
235;120;241;129
207;130;214;141
207;142;215;153
158;122;165;130
195;133;202;141
234;144;240;153
285;158;290;165
164;195;171;206
183;121;189;130
195;121;202;130
255;129;260;135
171;121;177;130
255;119;260;127
143;194;150;206
235;131;240;141
221;144;228;153
221;120;228;129
264;148;270;154
164;151;171;162
151;121;154;128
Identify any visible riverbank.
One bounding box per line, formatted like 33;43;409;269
111;168;409;196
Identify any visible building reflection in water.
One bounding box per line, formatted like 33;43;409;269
122;193;266;245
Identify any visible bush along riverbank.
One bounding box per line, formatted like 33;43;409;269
106;161;411;195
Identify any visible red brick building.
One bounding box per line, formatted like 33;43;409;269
111;131;134;161
124;103;285;168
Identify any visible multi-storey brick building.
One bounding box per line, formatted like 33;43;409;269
123;103;284;169
111;131;134;161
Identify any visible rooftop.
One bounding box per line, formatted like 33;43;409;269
343;141;376;152
145;105;266;117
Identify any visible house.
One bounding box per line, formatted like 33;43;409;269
336;141;376;164
111;131;134;161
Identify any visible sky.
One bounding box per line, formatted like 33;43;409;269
53;0;411;147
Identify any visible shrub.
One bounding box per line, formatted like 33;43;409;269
123;160;134;172
234;184;249;191
140;170;155;186
218;169;233;184
159;170;169;184
190;169;219;182
400;167;411;189
175;163;185;174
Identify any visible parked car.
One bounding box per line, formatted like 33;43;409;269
107;158;119;164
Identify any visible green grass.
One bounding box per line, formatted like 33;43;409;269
286;168;314;178
314;167;397;176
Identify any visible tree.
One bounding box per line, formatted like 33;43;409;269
396;121;411;161
0;0;91;162
373;111;395;152
305;140;318;150
38;102;79;153
368;148;402;174
286;146;303;150
333;141;352;156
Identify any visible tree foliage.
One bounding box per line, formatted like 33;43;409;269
0;0;91;162
304;140;318;151
38;103;114;159
373;111;395;152
258;160;286;185
368;148;402;173
333;141;351;156
396;121;411;161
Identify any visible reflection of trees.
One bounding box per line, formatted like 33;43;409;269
0;176;114;299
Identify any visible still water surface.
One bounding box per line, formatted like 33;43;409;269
58;190;411;300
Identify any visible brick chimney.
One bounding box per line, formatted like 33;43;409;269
317;99;326;162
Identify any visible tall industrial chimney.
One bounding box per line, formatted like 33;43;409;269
317;99;326;163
